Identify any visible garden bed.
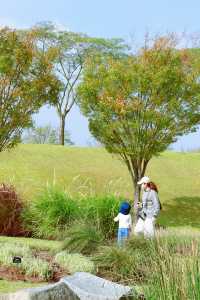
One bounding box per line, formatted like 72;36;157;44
0;250;67;283
0;236;96;293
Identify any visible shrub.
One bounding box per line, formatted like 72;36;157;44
62;222;104;255
81;195;121;239
22;186;80;239
55;251;95;273
0;183;28;236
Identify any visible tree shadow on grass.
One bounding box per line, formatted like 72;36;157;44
157;197;200;228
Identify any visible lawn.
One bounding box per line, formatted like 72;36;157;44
0;236;61;252
0;144;200;227
0;235;95;293
0;280;46;293
0;237;60;293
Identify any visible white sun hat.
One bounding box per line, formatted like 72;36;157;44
137;176;150;185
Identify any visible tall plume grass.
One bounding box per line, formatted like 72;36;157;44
145;236;200;300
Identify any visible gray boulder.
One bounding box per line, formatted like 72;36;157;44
61;272;136;299
0;282;79;300
0;272;137;300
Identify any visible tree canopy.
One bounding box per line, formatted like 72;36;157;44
33;22;127;145
78;35;200;206
0;27;60;152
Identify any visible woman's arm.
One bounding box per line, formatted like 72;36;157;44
151;191;160;217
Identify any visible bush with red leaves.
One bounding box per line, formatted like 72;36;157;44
0;183;29;236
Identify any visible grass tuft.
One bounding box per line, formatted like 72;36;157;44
55;251;95;273
62;222;104;255
82;195;121;239
22;186;80;239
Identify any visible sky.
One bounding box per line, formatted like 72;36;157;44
1;0;200;150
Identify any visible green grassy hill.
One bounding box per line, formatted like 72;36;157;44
0;144;200;227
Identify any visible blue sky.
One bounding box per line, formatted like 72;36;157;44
1;0;200;150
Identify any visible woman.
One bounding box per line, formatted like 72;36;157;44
134;176;160;238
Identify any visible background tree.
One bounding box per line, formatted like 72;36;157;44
23;124;73;145
78;35;200;210
33;22;126;145
0;27;60;152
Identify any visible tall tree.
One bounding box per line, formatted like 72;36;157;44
0;27;60;152
78;36;200;210
33;22;126;145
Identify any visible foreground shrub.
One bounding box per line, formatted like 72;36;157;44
62;222;104;255
0;184;27;236
22;186;80;239
55;251;95;273
82;195;121;239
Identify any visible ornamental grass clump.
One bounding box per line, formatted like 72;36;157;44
55;251;95;274
22;186;81;239
81;195;121;239
22;258;52;280
0;243;31;266
62;222;104;255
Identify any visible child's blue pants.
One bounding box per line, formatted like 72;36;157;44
117;228;129;246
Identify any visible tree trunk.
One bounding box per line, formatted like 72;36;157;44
128;169;141;223
59;116;65;145
123;158;150;222
132;177;141;223
129;168;141;212
129;161;148;222
134;181;141;210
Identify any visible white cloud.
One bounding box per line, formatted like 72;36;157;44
0;16;28;29
53;21;70;32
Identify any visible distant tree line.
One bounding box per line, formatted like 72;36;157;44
23;124;73;145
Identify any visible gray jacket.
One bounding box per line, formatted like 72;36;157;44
142;189;160;218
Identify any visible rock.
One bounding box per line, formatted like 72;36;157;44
0;272;137;300
61;272;137;299
0;281;80;300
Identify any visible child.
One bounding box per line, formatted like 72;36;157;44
114;201;132;246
